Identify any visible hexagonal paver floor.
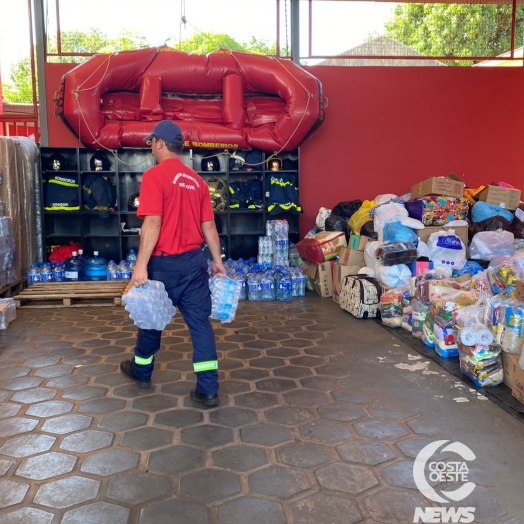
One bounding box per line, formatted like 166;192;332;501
179;469;241;503
1;301;524;524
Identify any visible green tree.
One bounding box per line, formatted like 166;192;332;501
2;29;149;103
385;4;524;66
47;29;148;63
173;33;283;55
2;57;34;103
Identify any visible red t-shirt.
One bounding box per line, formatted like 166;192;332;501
137;158;214;255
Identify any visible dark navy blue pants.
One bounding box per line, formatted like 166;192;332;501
132;248;219;395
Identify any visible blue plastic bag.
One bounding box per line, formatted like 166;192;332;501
382;221;418;244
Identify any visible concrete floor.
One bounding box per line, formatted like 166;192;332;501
0;294;523;524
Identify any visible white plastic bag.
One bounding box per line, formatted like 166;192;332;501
375;263;412;288
315;207;331;231
428;229;467;273
123;280;176;330
373;202;408;242
364;241;381;269
469;229;515;261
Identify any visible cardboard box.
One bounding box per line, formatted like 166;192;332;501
478;185;521;211
411;177;465;199
338;247;366;268
515;280;524;302
332;263;360;304
304;261;333;298
349;234;374;252
416;225;468;246
512;361;524;405
503;352;520;389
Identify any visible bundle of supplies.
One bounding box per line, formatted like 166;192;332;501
123;280;176;330
454;300;503;387
209;274;242;323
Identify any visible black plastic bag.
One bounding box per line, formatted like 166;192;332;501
468;216;513;241
360;220;378;239
325;214;348;233
325;214;349;242
331;200;363;220
512;204;524;239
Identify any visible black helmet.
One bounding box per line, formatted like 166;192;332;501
90;152;111;172
46;153;68;171
201;156;220;172
228;152;245;171
128;193;140;210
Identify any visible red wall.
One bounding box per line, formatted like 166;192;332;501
45;63;524;238
300;66;524;236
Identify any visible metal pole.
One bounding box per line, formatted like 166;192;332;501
32;0;49;146
290;0;300;64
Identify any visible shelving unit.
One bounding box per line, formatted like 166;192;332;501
40;147;300;261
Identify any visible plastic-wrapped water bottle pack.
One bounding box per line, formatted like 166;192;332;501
123;280;176;330
209;274;242;323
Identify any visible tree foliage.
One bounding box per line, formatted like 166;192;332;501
2;57;34;103
2;29;282;104
385;4;524;66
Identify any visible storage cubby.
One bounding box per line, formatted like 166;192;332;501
40;146;300;260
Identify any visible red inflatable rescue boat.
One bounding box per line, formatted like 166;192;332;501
55;47;325;151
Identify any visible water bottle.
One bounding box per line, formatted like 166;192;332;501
298;270;306;296
84;251;108;281
119;260;132;281
248;274;261;302
291;269;299;297
64;251;80;282
106;260;119;281
41;263;54;283
127;248;137;262
77;249;87;280
261;273;275;301
278;272;292;301
27;263;41;286
53;263;65;282
235;271;247;301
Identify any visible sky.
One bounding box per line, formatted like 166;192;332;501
0;0;397;80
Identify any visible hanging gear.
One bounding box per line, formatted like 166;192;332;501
207;176;228;212
228;179;262;209
45;173;79;211
266;172;302;215
82;174;116;216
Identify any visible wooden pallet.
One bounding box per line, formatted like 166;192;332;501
14;281;129;308
0;278;25;299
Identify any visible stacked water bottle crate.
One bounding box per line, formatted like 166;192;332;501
0;298;16;330
0;217;17;288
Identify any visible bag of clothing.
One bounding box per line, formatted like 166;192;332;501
339;275;381;319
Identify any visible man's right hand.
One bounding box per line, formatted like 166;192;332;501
212;260;227;275
131;266;148;287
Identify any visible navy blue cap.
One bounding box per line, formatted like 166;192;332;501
144;120;184;145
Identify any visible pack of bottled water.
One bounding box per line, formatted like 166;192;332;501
209;274;242;323
0;298;16;330
123;280;176;330
268;220;290;267
0;217;16;287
